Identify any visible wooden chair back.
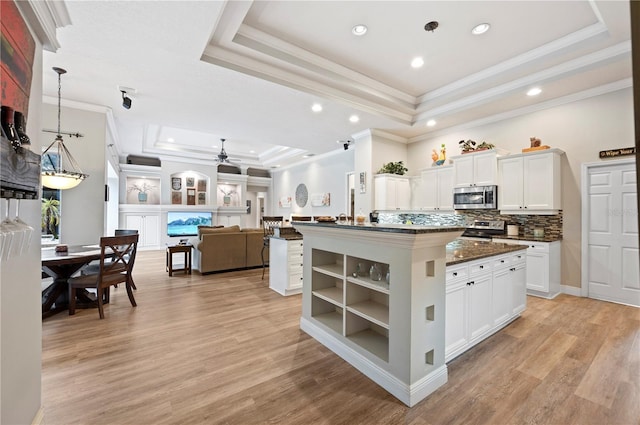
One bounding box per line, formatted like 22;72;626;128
261;216;284;238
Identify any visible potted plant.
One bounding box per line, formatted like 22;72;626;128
41;198;60;239
458;139;477;153
219;186;236;206
127;182;156;203
378;161;408;175
476;141;495;151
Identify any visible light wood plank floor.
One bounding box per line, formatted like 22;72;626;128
42;250;640;425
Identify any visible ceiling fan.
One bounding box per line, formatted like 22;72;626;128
215;138;241;165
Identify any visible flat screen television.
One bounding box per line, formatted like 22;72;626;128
167;211;213;237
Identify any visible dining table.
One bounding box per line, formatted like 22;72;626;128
41;245;110;319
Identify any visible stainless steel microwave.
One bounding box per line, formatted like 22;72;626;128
453;185;498;210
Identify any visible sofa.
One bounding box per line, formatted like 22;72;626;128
196;225;266;273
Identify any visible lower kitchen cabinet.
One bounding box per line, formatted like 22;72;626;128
493;238;561;299
445;251;526;362
269;238;304;296
123;213;160;248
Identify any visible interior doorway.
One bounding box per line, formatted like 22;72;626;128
582;158;639;307
346;172;355;219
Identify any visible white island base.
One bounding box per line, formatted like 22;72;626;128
294;222;463;407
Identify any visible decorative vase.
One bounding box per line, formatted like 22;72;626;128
369;263;382;281
138;192;148;203
223;195;231;206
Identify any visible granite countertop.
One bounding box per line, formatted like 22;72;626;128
492;234;562;243
446;239;527;265
293;221;465;235
272;227;303;240
271;234;303;240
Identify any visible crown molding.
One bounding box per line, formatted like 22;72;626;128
268;146;352;173
16;0;71;52
409;78;632;144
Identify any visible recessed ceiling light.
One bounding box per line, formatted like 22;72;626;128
411;57;425;68
426;119;437;127
349;115;359;123
311;103;323;112
249;150;256;154
352;24;367;36
471;23;490;35
527;87;542;96
167;137;174;143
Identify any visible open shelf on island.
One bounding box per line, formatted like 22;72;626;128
313;310;343;334
345;311;389;362
346;301;389;328
312;263;343;278
313;287;343;306
311;248;344;278
346;276;389;293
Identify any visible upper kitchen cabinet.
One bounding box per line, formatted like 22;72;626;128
417;166;454;211
451;150;498;188
374;174;411;210
498;148;564;214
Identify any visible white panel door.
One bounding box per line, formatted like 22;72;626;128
586;161;639;307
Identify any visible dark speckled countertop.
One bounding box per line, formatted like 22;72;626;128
491;234;562;243
293;221;465;235
446;239;527;265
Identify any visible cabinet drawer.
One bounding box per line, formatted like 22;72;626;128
288;241;304;253
493;256;510;269
446;265;468;282
289;273;303;288
511;252;526;264
469;260;491;275
289;262;303;273
288;250;304;262
526;243;549;253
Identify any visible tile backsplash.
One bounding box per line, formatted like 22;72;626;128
377;210;563;239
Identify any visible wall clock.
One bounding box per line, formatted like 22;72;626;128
295;183;308;207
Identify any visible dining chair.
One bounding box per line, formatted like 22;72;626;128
81;229;139;289
68;234;139;319
261;216;283;280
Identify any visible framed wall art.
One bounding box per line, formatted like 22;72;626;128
126;177;160;204
171;177;182;191
186;177;195;188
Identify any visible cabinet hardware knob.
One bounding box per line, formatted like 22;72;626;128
453;272;457;276
500;260;505;263
467;282;471;286
470;281;475;285
480;265;484;269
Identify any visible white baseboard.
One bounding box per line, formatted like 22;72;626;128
561;285;583;297
300;317;448;407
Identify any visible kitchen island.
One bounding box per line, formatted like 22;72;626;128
293;221;464;407
294;221;528;407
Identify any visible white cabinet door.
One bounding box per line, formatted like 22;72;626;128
498;157;524;211
473;152;498;186
142;214;160;247
524;153;557;210
453;155;475;187
492;267;512;326
374;175;410;210
396;178;411;209
526;251;549;292
420;169;438;210
124;214;159;247
436;167;454;211
468;273;492;341
511;262;527;314
445;280;468;357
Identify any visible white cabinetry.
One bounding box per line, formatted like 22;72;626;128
445;251;526;362
124;213;160;248
374;174;410;210
269;238;304;296
451;150;498;188
493;239;561;299
418;166;454;211
498;149;564;214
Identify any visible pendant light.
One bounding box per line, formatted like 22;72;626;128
41;67;88;190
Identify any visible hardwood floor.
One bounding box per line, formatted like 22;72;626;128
42;250;640;425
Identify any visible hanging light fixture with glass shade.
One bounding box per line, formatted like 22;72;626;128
41;67;88;190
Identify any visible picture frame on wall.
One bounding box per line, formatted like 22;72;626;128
187;188;196;205
171;191;182;204
359;171;366;194
197;179;206;192
186;177;195;188
171;177;182;191
197;192;206;205
278;196;291;208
